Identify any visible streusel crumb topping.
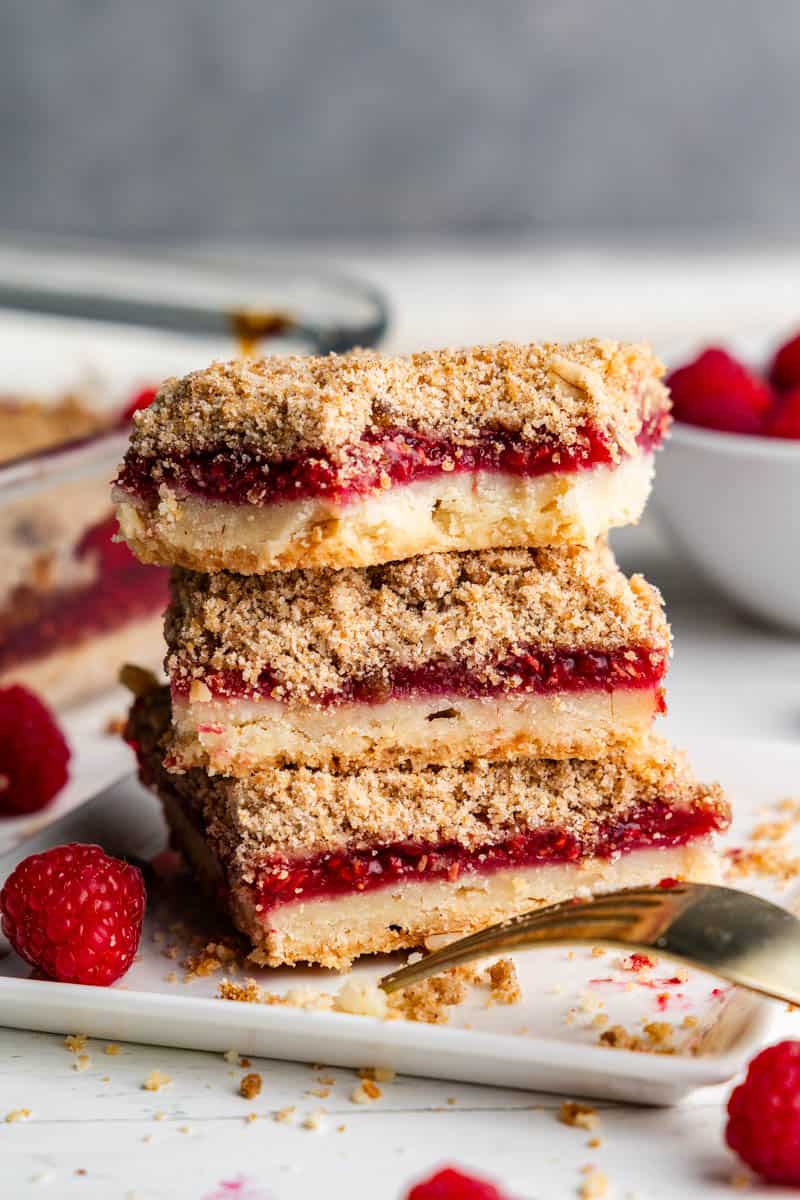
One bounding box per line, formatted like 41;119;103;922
130;688;727;867
165;544;669;698
0;394;109;465
125;339;667;464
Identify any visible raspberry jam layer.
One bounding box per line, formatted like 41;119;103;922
253;801;725;913
173;645;666;707
0;515;167;673
117;413;668;508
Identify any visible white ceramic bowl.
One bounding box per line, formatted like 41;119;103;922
654;420;800;630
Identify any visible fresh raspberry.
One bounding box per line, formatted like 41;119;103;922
0;685;70;816
75;513;134;573
119;386;158;424
768;332;800;392
726;1040;800;1184
764;386;800;439
667;347;772;434
406;1167;510;1200
0;843;145;985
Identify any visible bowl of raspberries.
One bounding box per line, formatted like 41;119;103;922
656;330;800;630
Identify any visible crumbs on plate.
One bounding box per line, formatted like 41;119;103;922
484;958;522;1005
239;1072;262;1100
579;1166;609;1199
142;1070;172;1092
216;963;493;1026
559;1101;599;1131
598;1020;675;1054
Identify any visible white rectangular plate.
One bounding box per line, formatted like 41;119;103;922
0;734;791;1106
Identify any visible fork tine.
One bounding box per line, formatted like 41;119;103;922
492;907;641;938
377;883;697;993
516;890;668;921
528;910;641;929
551;893;665;913
379;918;620;992
488;895;651;933
611;884;689;900
379;898;647;992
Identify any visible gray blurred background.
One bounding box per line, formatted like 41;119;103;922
2;0;799;243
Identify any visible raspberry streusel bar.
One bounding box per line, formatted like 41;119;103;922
0;397;166;706
165;544;669;773
130;687;728;970
113;339;669;574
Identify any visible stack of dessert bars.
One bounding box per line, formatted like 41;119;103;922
118;339;729;970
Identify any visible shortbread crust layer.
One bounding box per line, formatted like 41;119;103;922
170;686;663;772
131;687;727;968
116;451;654;573
165;543;668;770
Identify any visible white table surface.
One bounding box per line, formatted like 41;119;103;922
3;241;800;1199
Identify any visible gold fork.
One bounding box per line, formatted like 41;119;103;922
379;882;800;1004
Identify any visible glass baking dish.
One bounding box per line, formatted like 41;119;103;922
0;249;388;708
